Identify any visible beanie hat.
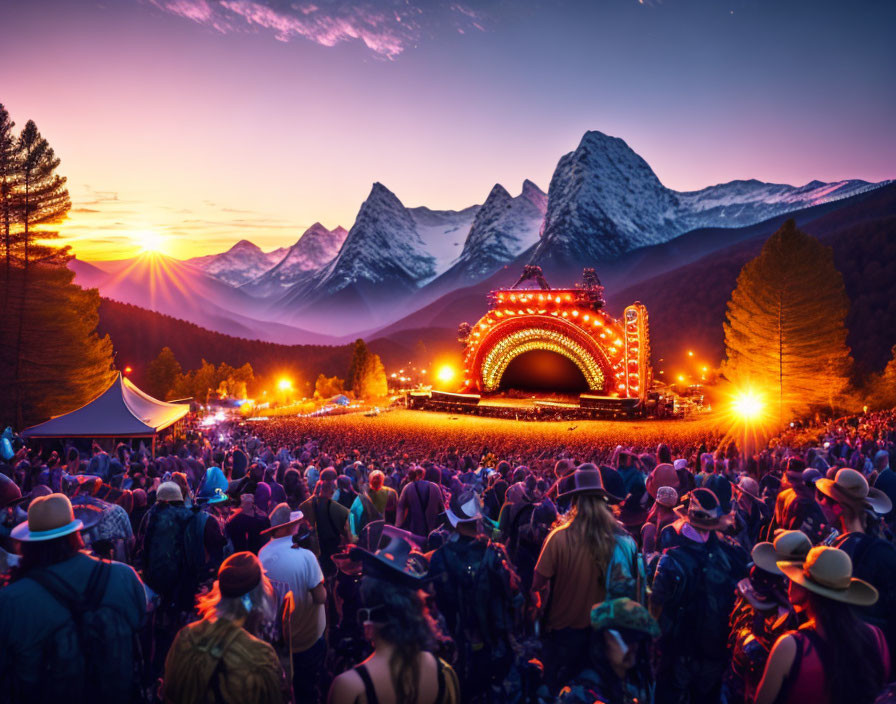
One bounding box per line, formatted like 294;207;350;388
157;481;183;502
218;551;262;598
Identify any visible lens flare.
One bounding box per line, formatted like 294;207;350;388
436;365;456;384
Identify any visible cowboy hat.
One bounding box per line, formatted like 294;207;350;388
444;490;483;527
10;493;84;542
597;465;626;504
752;530;812;576
733;476;762;502
349;527;430;588
260;503;304;536
778;546;878;606
816;468;892;515
674;487;725;530
558;464;607;500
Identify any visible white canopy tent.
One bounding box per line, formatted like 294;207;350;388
21;373;189;443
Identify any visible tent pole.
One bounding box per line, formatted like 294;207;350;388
152;434;156;459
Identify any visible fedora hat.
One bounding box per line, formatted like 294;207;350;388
349;526;429;588
816;468;892;515
674;487;725;530
752;530;812;576
11;493;84;542
778;546;878;606
558;463;607;500
646;463;680;499
444;490;483;527
733;476;762;502
260;503;304;536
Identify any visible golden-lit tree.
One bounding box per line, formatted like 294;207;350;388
866;345;896;411
146;347;183;400
722;220;853;420
0;113;114;427
314;374;345;399
0;104;18;304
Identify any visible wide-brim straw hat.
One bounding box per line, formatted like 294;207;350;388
752;530;812;576
816;468;892;515
778;546;878;606
260;503;304;536
11;493;84;542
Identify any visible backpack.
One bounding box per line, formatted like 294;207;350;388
143;502;192;602
657;537;741;659
514;503;552;559
183;509;213;581
440;538;518;660
23;560;135;704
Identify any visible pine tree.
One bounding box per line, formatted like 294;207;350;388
0;104;18;307
347;338;370;392
0;114;112;427
722;219;853;420
146;347;182;400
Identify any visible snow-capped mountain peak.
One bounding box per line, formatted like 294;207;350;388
186;239;288;287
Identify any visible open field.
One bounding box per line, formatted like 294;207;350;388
246;409;725;464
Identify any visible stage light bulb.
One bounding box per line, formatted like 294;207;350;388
278;378;292;391
437;365;456;383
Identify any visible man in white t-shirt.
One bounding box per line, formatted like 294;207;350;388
259;503;327;703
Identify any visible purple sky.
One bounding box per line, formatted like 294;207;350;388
1;0;894;259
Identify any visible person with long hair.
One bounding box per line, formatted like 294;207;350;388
755;546;889;704
162;551;289;704
532;464;642;690
328;530;458;704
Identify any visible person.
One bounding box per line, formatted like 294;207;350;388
300;468;352;577
532;464;643;690
557;598;660;704
0;493;147;703
225;492;271;554
397;466;446;539
162;551;290;704
754;546;889;704
872;449;896;524
816;468;896;653
732;476;767;550
650;487;748;704
328;529;459;704
726;530;810;704
641;485;678;556
429;490;520;700
771;459;826;541
259;503;328;704
367;469;398;524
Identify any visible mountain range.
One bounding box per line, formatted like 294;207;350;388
71;129;891;349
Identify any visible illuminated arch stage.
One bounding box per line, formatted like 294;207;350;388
409;268;659;420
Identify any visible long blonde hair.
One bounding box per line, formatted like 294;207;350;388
556;493;618;581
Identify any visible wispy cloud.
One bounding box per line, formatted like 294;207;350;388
147;0;490;58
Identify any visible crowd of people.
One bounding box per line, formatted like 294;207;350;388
1;408;896;703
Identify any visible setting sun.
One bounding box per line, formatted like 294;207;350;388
136;230;167;254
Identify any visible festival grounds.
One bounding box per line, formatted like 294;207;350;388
247;409;724;460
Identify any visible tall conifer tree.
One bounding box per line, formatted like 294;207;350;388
722;219;853;420
0;114;114;427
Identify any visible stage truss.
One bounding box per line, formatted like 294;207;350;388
459;281;651;401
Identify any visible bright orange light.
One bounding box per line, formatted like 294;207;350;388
436;365;456;384
732;388;764;421
124;366;132;374
677;375;685;382
687;350;694;357
277;378;293;391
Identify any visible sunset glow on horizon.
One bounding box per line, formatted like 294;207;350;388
2;0;893;261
